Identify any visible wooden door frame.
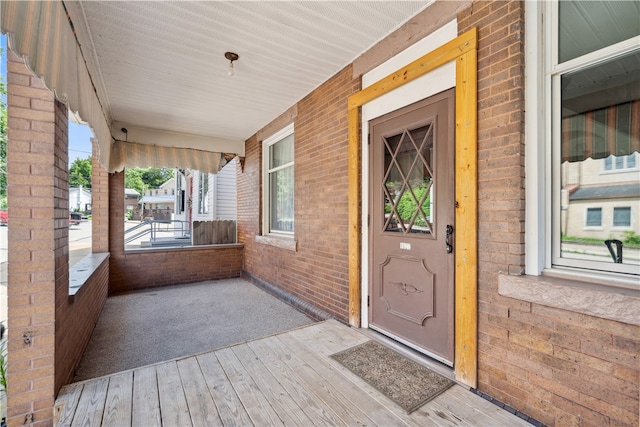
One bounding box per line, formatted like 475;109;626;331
347;28;478;387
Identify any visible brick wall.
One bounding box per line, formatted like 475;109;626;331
238;66;360;321
6;51;60;426
458;2;639;426
54;139;110;394
91;142;109;253
108;172;243;294
54;260;108;394
6;52;112;426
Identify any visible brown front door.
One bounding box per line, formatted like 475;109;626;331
369;89;455;365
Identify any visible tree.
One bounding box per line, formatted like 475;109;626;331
125;168;145;194
69;156;92;189
125;167;173;194
141;168;173;188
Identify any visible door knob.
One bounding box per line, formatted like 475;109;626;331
445;225;453;254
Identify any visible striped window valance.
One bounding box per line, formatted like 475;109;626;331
562;100;640;163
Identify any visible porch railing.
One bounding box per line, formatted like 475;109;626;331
124;220;191;246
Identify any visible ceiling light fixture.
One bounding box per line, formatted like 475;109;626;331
225;51;239;76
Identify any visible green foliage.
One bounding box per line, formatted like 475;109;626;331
396;183;431;226
142;168;173;188
69;156;92;188
562;232;640;248
125;167;174;194
125;168;145;194
560;234;604;244
622;230;640;246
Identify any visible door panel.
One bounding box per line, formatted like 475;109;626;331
369;89;455;365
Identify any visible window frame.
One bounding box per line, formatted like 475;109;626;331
262;123;295;237
612;206;632;228
197;171;209;215
584;207;603;228
525;0;640;280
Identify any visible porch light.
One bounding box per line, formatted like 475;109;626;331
225;51;239;76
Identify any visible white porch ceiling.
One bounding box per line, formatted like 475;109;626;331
71;1;433;143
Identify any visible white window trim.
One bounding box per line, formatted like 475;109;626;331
524;1;640;282
193;171;214;220
261;123;294;238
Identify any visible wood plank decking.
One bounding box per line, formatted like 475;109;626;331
55;320;531;426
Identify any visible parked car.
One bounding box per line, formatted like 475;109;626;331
69;212;82;226
0;210;7;226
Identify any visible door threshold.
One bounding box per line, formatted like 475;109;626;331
360;327;457;383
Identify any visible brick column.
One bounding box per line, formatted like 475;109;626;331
6;51;68;425
91;140;109;253
108;171;125;290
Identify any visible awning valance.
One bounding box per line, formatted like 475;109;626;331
1;0;113;170
110;141;235;174
562;100;640;163
2;1;244;175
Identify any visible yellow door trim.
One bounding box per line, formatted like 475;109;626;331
348;28;478;387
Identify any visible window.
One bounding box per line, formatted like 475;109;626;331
262;124;294;235
198;172;209;215
604;153;637;171
613;207;631;227
585;208;602;227
526;1;639;278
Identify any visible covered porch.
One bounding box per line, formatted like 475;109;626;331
55;314;533;427
4;1;638;426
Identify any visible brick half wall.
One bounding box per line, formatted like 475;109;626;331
108;172;243;294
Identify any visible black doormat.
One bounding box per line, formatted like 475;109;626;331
331;340;454;414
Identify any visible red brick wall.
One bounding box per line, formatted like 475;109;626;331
54;260;108;393
7;52;111;426
459;2;639;426
238;66;360;321
108;172;243;294
6;51;62;426
91;143;109;253
54;140;110;394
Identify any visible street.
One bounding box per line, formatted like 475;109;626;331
0;221;93;322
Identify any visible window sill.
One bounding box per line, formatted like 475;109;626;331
498;270;640;326
69;252;110;298
255;235;297;252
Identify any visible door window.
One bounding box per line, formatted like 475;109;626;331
382;123;434;234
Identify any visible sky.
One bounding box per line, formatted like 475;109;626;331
1;34;93;167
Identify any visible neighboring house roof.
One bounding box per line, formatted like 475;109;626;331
160;178;175;190
139;195;175;204
125;188;140;196
570;183;640;200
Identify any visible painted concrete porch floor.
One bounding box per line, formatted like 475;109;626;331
72;278;316;381
57;319;533;426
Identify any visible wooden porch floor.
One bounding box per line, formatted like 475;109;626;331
55;320;531;426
